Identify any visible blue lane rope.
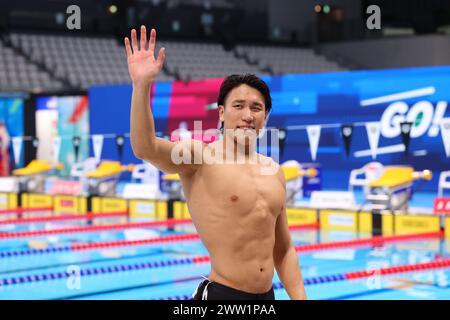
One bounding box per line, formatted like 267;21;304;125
0;256;200;286
0;246;72;258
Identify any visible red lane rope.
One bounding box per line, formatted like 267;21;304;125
0;207;53;215
0;228;440;260
0;219;317;240
71;233;200;250
0;218;193;239
185;232;446;266
71;228;438;254
295;231;444;252
0;211;129;225
71;224;318;251
345;258;450;280
288;222;319;230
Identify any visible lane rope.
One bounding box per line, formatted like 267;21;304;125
0;218;318;239
160;257;450;300
0;231;442;285
0;223;319;257
0;218;193;239
0;229;439;259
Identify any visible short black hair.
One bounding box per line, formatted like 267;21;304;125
217;74;272;132
218;74;272;112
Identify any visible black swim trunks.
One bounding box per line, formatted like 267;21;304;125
192;278;275;300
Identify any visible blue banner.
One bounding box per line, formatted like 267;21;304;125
89;66;450;192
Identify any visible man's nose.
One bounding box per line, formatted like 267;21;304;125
242;108;254;122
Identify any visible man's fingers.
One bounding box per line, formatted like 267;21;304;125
149;28;156;55
131;29;139;52
140;25;147;51
156;47;165;69
124;37;132;57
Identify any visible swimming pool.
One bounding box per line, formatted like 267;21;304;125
1;216;449;300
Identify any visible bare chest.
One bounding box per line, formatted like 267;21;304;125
189;163;285;217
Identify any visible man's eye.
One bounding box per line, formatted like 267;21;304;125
234;105;242;108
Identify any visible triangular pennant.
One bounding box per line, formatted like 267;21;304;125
440;118;450;158
400;122;413;156
92;135;104;164
365;122;381;160
340;124;353;157
72;136;81;163
306;125;321;161
116;134;125;162
12;137;23;166
52;136;61;165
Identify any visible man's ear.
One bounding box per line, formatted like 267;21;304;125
218;105;225;122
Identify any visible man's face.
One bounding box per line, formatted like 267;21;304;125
218;84;267;145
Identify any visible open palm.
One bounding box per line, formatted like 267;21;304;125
124;26;165;85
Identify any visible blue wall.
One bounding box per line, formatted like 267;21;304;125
89;66;450;192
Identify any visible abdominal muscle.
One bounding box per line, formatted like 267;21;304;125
185;187;279;294
207;231;276;294
180;151;283;294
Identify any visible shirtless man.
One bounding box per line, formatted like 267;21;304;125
124;26;306;300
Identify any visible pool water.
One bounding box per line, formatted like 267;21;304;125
0;219;449;300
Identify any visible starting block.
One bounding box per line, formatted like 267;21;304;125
364;166;432;212
348;162;384;193
13;160;63;193
86;161;134;197
281;160;317;205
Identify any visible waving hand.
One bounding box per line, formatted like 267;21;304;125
124;26;165;85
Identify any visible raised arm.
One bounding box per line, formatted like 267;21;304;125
125;26;200;176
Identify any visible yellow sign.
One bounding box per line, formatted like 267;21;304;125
156;201;168;220
22;193;53;209
53;196;87;214
89;197;128;225
8;194;18;210
91;197;128;213
358;212;372;233
129;200;156;218
286;208;317;226
0;193;17;210
101;198;127;212
395;215;440;235
382;214;394;236
320;210;357;231
174;201;190;219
